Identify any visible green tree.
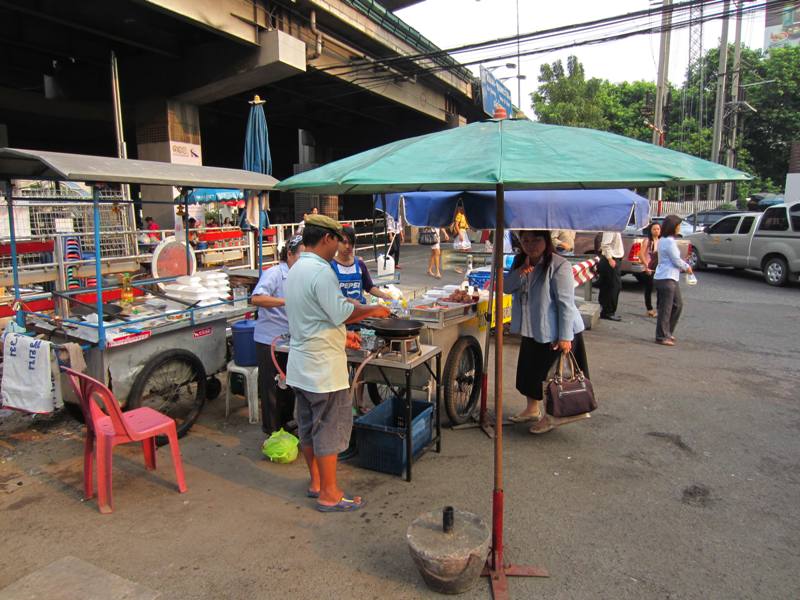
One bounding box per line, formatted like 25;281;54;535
739;46;800;185
531;56;607;129
530;48;800;198
596;79;660;142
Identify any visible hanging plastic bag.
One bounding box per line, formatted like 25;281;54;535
453;234;472;251
262;428;299;463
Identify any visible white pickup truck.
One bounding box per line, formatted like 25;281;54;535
685;202;800;286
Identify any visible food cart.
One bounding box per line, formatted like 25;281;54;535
0;148;278;439
363;303;477;425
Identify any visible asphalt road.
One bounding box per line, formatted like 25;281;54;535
1;250;798;599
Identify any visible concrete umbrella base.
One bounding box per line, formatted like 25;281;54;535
407;507;491;594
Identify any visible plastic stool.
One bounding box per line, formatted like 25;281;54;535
225;360;259;424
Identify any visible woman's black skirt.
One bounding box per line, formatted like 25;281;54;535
515;332;589;400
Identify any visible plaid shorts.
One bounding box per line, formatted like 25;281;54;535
293;388;352;457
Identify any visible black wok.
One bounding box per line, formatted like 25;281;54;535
361;318;424;337
51;290;125;322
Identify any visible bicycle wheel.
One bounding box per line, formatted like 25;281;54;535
127;349;206;445
443;336;483;425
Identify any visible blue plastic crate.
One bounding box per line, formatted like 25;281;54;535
467;263;512;290
354;397;433;476
467;269;491;289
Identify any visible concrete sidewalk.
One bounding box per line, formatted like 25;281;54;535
1;251;798;599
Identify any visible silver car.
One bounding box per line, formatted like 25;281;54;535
686;203;800;286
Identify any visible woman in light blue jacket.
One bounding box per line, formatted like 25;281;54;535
653;215;693;346
505;230;590;434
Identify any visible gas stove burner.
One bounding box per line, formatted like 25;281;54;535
377;335;422;363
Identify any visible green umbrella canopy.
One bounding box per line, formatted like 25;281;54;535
274;119;750;194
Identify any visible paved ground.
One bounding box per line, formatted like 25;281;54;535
1;246;798;599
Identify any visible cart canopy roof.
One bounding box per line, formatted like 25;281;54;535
0;148;279;191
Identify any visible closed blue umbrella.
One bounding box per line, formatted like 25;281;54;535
243;96;272;177
243;95;272;268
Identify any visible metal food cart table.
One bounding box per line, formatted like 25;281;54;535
365;298;510;426
277;343;442;482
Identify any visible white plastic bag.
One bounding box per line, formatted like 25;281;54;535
453;235;472;251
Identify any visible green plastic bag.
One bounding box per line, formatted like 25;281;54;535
262;428;299;464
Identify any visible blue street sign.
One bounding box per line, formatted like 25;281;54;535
480;66;515;118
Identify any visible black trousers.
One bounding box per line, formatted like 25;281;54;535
388;233;401;265
642;272;655;311
655;279;683;341
598;256;622;317
256;342;295;434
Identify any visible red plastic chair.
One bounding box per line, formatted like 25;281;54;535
61;366;187;513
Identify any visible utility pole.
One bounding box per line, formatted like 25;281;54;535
649;0;673;210
516;0;521;110
709;0;731;202
724;1;743;203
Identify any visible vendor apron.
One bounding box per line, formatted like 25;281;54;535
332;259;366;304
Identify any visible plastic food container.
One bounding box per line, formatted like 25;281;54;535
231;320;258;366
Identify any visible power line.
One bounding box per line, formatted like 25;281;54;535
316;0;777;87
319;0;730;77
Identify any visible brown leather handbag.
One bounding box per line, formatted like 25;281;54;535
544;352;597;418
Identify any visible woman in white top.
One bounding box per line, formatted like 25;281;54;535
653;215;693;346
425;227;450;279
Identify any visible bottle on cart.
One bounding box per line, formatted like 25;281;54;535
120;272;134;305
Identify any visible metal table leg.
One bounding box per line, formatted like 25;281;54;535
405;367;413;482
435;354;442;453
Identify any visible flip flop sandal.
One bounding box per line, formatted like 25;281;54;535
529;417;555;435
509;412;543;423
306;489;320;498
317;495;366;513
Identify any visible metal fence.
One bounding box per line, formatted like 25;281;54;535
651;199;730;218
0;202;390;305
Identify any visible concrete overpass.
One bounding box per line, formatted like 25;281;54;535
0;0;480;222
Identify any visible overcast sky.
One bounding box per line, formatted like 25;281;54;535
397;0;767;114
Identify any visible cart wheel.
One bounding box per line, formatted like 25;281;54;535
127;349;207;445
366;382;393;405
443;336;483;425
206;376;222;401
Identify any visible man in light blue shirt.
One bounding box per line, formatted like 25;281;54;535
285;215;389;512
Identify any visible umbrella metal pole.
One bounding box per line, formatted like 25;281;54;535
483;183;548;599
479;254;497;438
